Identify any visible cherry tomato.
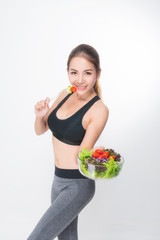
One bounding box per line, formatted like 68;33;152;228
95;149;103;155
103;151;109;158
99;154;106;159
92;153;101;158
108;155;116;160
71;86;77;92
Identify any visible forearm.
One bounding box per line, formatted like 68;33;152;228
34;117;46;135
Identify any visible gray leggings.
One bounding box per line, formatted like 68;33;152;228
27;167;95;240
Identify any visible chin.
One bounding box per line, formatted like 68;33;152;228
76;89;88;95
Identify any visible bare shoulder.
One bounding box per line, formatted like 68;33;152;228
98;100;109;114
56;89;68;102
91;99;109;120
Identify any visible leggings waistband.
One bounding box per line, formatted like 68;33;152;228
54;166;88;179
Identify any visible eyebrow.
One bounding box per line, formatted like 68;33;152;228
70;69;93;71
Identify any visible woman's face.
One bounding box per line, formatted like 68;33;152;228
68;56;100;96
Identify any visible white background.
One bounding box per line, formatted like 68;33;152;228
0;0;160;239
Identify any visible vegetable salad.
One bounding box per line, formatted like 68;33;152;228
78;147;124;179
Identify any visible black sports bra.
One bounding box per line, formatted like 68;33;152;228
47;92;100;145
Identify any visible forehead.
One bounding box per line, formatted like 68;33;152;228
69;57;95;70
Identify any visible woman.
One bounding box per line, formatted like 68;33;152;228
27;44;109;240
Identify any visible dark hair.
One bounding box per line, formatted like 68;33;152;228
67;44;102;98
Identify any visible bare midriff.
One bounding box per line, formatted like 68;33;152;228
51;135;80;169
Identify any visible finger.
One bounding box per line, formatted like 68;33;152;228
36;104;41;110
39;101;46;108
93;146;104;150
37;102;43;110
98;146;104;150
41;101;45;107
44;97;50;104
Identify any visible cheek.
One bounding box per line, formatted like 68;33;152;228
88;75;96;85
68;75;78;86
68;74;75;82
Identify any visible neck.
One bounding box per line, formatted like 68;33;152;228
74;89;96;101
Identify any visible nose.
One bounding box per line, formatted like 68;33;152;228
77;74;85;84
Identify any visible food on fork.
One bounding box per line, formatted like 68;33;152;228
67;86;77;94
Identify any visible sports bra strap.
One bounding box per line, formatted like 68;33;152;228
55;92;73;109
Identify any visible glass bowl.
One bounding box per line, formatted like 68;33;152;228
78;154;124;180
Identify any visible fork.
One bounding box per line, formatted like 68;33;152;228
48;88;67;102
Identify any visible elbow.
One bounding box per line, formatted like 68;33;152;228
34;129;45;136
35;131;42;136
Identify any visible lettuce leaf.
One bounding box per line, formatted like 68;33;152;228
78;147;93;162
80;163;90;177
104;159;121;178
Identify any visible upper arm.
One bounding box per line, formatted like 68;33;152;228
78;104;109;152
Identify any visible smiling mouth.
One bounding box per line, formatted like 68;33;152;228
76;85;87;90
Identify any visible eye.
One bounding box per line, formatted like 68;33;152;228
86;72;91;75
71;72;77;75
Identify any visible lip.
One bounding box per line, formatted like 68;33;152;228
76;85;87;90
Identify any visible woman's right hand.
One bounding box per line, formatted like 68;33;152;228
34;97;50;119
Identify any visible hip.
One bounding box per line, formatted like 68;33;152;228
51;165;95;203
54;165;87;179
